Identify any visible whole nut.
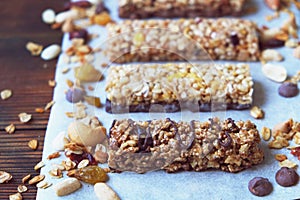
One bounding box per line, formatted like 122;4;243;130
264;0;280;10
41;44;61;61
248;177;273;196
42;9;56;24
54;177;82;196
67;121;107;147
275;167;299;187
262;63;287;83
261;49;283;62
52;131;70;151
94;183;120;200
278;82;299;97
62;18;75;33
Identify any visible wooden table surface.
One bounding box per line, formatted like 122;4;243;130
0;1;67;199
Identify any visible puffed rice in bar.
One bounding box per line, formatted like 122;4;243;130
105;18;260;63
119;0;246;18
105;63;253;113
108;118;264;173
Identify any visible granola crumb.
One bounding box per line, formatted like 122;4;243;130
1;89;13;100
48;80;56;87
5;124;16;134
18;113;32;123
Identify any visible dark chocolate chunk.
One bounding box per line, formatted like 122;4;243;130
96;2;109;14
278;82;299;98
218;131;232;148
66;87;85;103
230;32;240;46
275;167;299;187
69;29;88;43
248;177;273;196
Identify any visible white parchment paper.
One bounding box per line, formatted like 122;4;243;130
37;0;300;199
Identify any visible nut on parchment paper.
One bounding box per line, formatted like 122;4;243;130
94;183;120;200
54;177;82;196
261;127;271;141
28;174;45;185
250;106;264;119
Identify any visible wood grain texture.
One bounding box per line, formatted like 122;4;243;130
0;1;66;199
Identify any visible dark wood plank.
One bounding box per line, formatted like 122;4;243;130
0;0;67;199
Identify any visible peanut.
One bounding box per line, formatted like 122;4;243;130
94;183;120;200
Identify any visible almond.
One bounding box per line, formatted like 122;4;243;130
264;0;280;10
28;139;38;150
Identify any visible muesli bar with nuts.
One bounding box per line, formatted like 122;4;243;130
108;118;264;173
105;63;253;113
119;0;246;18
105;18;260;63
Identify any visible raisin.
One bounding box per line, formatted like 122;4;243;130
74;166;108;185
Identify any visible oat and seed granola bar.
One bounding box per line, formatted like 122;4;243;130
105;18;260;63
108;118;264;173
119;0;246;18
105;63;253;113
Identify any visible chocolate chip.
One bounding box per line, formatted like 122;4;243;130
275;167;299;187
66;87;85;103
230;32;240;46
69;29;88;43
248;177;273;196
278;82;299;98
95;2;109;14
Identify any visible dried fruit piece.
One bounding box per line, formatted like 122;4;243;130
66;87;85;103
74;63;102;82
73;166;108;184
5;124;15;134
84;96;101;107
279;159;298;168
275;167;299;187
275;154;287;162
90;12;112;26
0;171;12;183
278;82;299;98
28;174;45;185
66;79;74;88
47;152;60;160
54;177;82;196
1;89;12;100
36;180;52;189
34;161;45;170
250;106;264;119
41;44;61;60
262;63;287;83
22;174;31;184
28;139;38;150
290;146;300;160
26;42;43;56
264;0;280;10
9;193;22;200
18;113;32;123
17;185;28;193
94;183;120;200
261;49;283;62
261;127;271;141
248;177;273;197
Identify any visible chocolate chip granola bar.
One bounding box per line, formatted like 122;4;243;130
119;0;246;18
108;118;264;173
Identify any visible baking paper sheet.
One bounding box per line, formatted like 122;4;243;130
37;0;300;199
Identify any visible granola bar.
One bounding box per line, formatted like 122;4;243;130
105;63;253;113
108;118;264;173
105;18;260;63
119;0;246;18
